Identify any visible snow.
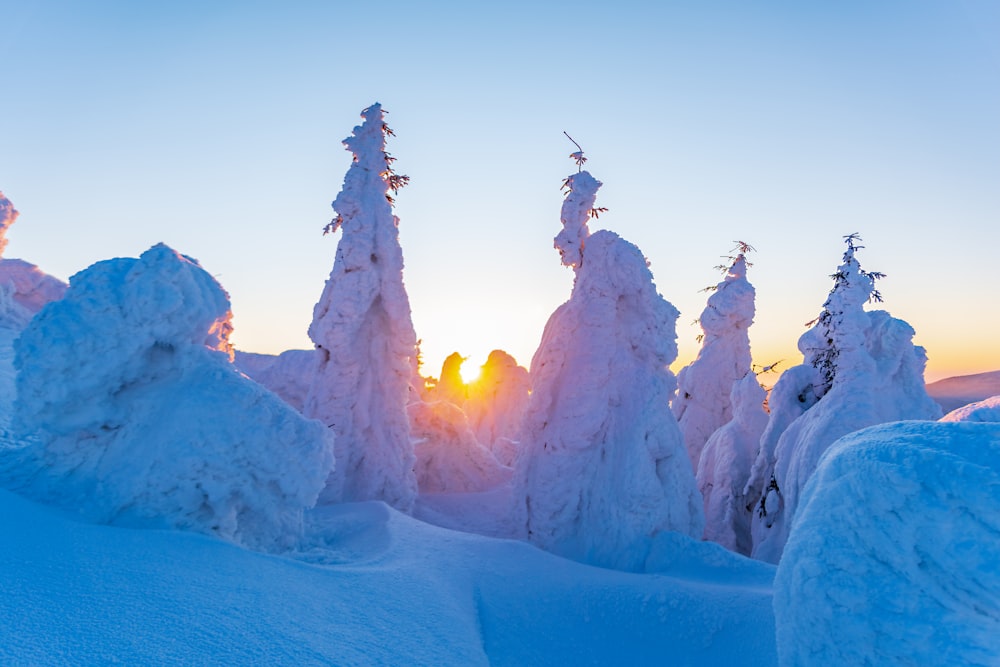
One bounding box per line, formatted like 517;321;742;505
697;372;768;555
0;191;16;257
940;395;1000;423
673;252;756;468
305;103;419;511
2;243;333;551
748;240;941;562
234;348;318;412
927;369;1000;413
463;349;530;466
774;421;1000;666
513;166;703;571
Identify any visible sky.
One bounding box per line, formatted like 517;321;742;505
2;0;998;383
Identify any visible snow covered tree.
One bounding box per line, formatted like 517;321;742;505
0;192;66;320
0;191;18;257
672;244;756;468
3;244;333;551
304;104;419;511
696;371;768;555
513;154;703;571
747;235;941;563
464;349;530;467
408;400;507;493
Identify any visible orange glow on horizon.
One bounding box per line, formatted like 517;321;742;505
459;356;483;385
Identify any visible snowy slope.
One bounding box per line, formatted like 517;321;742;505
926;370;1000;413
1;489;777;666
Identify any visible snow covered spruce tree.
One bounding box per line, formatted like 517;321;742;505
747;234;941;563
3;244;334;551
672;243;757;469
512;147;703;571
304;104;419;511
464;349;531;467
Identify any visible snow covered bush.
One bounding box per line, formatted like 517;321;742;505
464;349;530;466
408;400;507;493
697;371;768;555
673;244;756;468
305;103;419;511
513;159;702;571
748;236;941;563
774;421;1000;666
3;243;334;551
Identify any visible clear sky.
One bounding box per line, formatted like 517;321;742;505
2;0;998;383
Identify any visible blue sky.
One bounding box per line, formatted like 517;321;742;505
2;1;998;381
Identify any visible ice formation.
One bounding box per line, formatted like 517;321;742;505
3;244;333;550
513;164;703;571
673;250;756;468
409;400;507;493
0;192;66;322
749;237;941;562
234;349;319;413
940;395;1000;423
304;103;418;511
464;349;530;466
774;421;1000;666
697;371;768;555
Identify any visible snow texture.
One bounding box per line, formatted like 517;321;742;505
940;395;1000;423
464;349;530;466
673;253;756;468
553;171;599;270
2;243;333;551
305;103;418;511
514;168;703;571
234;349;319;412
409;400;508;493
697;372;768;555
774;421;1000;666
750;242;942;562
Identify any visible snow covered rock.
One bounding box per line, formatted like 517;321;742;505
940;395;1000;423
750;238;941;563
774;421;1000;666
304;103;419;511
697;372;768;555
409;400;508;494
464;349;530;466
673;250;756;468
513;165;702;571
3;243;334;551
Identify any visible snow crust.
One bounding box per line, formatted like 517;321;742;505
2;243;333;550
674;254;756;467
697;372;768;555
748;242;941;562
774;421;1000;666
305;103;418;511
940;395;1000;423
514;169;702;570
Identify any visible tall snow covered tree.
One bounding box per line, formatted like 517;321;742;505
305;104;419;511
672;244;756;468
513;153;703;572
746;235;941;563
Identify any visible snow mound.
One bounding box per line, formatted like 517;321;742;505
940;395;1000;423
409;400;509;493
234;349;319;412
774;421;1000;666
515;225;703;571
3;243;333;551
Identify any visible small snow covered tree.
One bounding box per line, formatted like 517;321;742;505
747;235;941;563
513;149;702;571
3;244;333;551
672;243;757;468
305;104;419;511
696;371;768;555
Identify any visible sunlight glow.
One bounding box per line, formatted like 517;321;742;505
459;357;483;385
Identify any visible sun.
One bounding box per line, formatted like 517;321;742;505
459;357;482;385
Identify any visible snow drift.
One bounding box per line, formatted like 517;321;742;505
774;421;1000;666
305;103;418;511
2;243;333;551
514;166;703;571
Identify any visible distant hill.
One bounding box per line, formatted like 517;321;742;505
926;370;1000;414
